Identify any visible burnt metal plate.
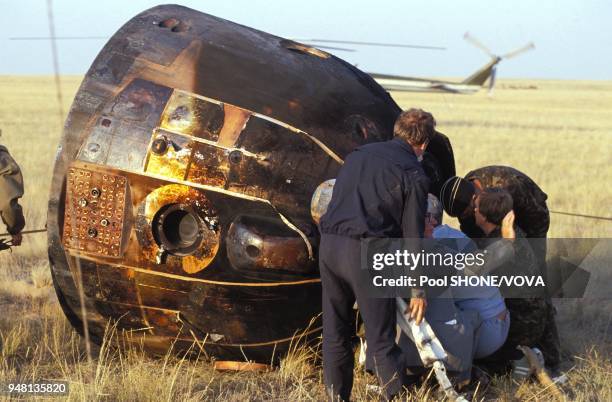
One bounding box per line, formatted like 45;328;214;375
160;91;225;142
63;166;129;258
186;142;230;187
77;79;173;172
109;78;173;126
145;130;194;180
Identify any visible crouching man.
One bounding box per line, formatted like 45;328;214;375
441;181;551;374
440;168;560;370
426;194;510;362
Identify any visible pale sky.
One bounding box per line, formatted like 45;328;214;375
1;0;611;79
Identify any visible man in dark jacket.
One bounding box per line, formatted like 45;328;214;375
440;171;560;370
0;145;25;248
319;109;433;401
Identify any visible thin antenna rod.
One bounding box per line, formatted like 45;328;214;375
46;0;92;367
46;0;65;131
549;210;612;221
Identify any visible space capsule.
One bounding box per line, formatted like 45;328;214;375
47;4;455;363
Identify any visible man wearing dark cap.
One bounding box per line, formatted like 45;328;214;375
440;167;549;242
439;168;560;371
0;145;25;249
319;108;433;401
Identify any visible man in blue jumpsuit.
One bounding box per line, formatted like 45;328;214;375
319;109;434;401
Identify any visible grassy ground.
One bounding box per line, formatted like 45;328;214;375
0;76;611;401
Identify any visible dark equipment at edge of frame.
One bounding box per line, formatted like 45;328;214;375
47;4;455;363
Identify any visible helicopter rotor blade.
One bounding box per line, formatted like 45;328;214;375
292;38;446;50
10;36;441;52
502;42;535;59
301;43;356;52
463;32;495;57
9;36;108;40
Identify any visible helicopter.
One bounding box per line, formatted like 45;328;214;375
364;33;535;94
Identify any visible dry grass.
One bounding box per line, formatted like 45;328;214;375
0;76;611;400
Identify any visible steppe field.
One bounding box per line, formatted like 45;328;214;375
0;76;610;401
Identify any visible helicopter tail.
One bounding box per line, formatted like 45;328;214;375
461;32;534;93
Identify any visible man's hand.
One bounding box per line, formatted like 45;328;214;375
501;210;516;241
406;297;427;325
11;233;22;246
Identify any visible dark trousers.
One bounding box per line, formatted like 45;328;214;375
320;233;407;401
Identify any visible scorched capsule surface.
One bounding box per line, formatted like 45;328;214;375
48;4;454;362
